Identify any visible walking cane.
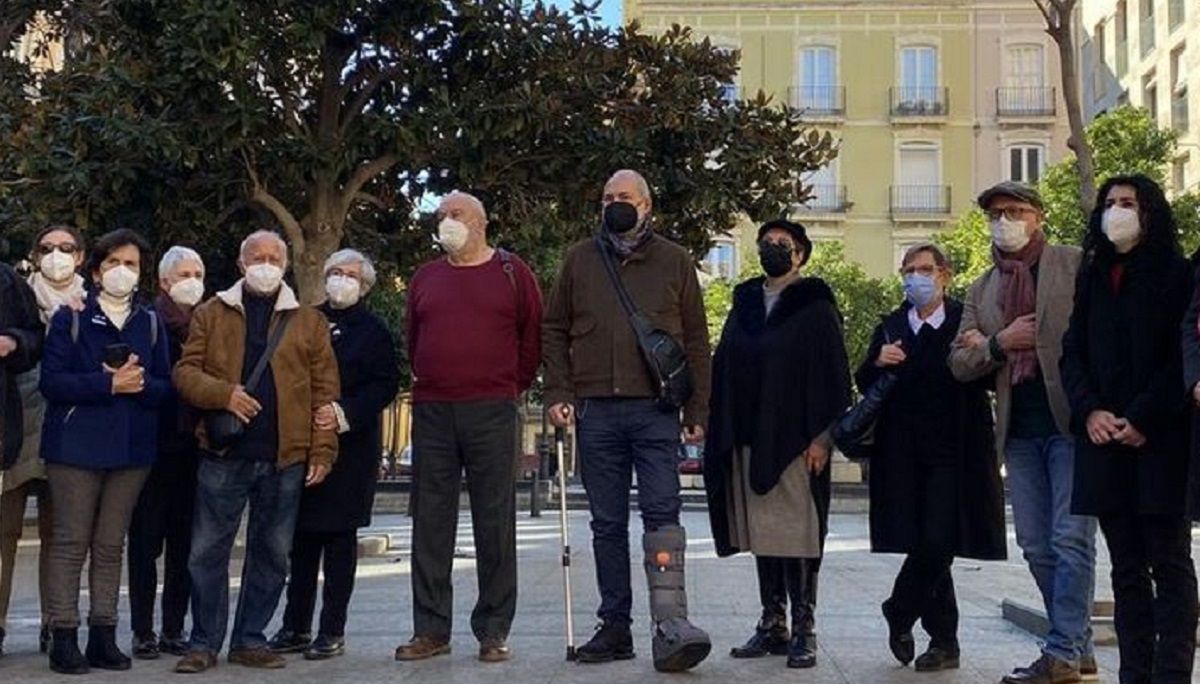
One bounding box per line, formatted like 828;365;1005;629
554;426;577;661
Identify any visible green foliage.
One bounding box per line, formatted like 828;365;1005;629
935;208;992;300
1173;192;1200;257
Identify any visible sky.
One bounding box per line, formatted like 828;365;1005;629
547;0;623;27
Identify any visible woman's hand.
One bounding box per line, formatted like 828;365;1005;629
105;354;145;394
874;341;906;368
805;441;830;475
1113;420;1147;449
1086;410;1122;446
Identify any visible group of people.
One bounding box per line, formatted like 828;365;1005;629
0;169;1197;684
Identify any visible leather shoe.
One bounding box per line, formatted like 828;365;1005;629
267;629;311;654
478;637;512;663
394;635;451;661
132;633;160;660
228;648;287;669
175;650;218;674
303;635;345;660
882;600;914;666
914;645;960;672
1001;653;1081;684
159;634;190;657
786;631;817;669
730;620;789;658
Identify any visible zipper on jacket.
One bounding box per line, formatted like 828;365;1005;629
64;406;77;424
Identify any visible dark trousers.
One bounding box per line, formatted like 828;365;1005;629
187;458;304;653
410;400;518;641
885;462;959;648
127;449;197;639
1099;512;1198;684
755;556;820;635
575;398;681;626
0;478;52;630
281;529;357;638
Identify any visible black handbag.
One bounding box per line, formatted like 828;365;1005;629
594;236;694;412
205;312;292;451
831;329;902;460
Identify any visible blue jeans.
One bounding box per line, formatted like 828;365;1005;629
576;398;682;626
1006;436;1098;665
187;458;304;653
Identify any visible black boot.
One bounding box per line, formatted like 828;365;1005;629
576;621;635;664
730;616;789;658
882;599;915;666
49;627;90;675
85;625;132;670
732;557;789;658
914;641;960;672
785;558;818;669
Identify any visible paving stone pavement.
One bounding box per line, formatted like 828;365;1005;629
1;509;1198;683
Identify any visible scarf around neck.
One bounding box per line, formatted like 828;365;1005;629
28;272;85;325
992;230;1047;385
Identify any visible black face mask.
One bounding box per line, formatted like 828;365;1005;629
603;201;641;234
759;241;795;278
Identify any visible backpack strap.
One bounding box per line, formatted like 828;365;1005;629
147;309;158;349
498;248;525;330
70;309;80;343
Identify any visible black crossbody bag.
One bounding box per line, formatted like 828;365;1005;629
594;236;694;412
205;312;293;451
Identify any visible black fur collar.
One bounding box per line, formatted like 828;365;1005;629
733;276;838;330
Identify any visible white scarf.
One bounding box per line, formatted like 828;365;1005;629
98;290;132;330
28;272;85;325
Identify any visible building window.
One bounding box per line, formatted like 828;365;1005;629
1007;144;1046;184
1140;0;1155;57
1171;46;1188;132
1001;44;1052;115
894;142;947;212
795;46;841;113
1117;1;1130;76
1144;73;1159;123
714;46;741;103
896;45;943;114
801;159;845;212
1173;156;1189;192
1094;22;1108;99
1169;0;1185;33
705;239;739;280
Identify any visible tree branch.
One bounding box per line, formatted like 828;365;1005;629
339;64;405;137
339;154;399;215
351;191;389;210
1032;0;1056;31
241;149;306;252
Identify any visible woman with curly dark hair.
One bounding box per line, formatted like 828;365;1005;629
1061;174;1198;684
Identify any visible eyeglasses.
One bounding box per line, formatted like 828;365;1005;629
760;240;797;252
35;243;79;256
984;206;1036;221
901;264;939;277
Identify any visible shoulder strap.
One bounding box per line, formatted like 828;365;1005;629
70;309;80;343
245;311;293;394
593;236;652;338
498;248;525;330
147;309;158;349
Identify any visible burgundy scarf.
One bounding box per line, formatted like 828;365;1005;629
992;230;1046;385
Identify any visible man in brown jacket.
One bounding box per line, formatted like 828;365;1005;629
171;230;339;674
543;169;712;672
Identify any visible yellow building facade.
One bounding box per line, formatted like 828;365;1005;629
626;0;1072;279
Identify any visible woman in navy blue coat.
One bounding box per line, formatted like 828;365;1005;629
39;229;171;675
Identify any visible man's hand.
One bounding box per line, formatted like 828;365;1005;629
1113;419;1147;449
1193;381;1200;406
104;354;145;395
955;329;987;349
997;314;1037;352
681;425;704;445
805;441;830;475
874;341;906;368
314;403;338;431
0;335;16;359
226;385;262;424
548;402;574;428
1086;410;1122;446
306;463;329;487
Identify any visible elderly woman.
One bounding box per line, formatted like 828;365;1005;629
40;228;172;674
0;225;86;657
127;246;206;660
856;243;1005;673
1066;175;1197;684
704;219;852;670
268;249;399;660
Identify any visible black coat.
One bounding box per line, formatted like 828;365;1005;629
1181;264;1200;520
856;299;1006;560
704;276;852;558
0;264;43;469
1061;246;1194;519
296;303;400;532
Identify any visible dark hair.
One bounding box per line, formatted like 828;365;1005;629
900;242;954;273
1082;174;1179;264
758;218;813;266
86;228;152;277
29;224;86;258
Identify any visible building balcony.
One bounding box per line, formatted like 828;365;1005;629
789;85;846;120
997;86;1057;119
1172;92;1189;133
890;86;948;121
795;184;849;214
891;185;951;217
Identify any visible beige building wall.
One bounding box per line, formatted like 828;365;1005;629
627;1;1071;279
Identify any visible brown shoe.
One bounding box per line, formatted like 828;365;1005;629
1001;654;1081;684
174;650;218;674
394;636;451;661
228;648;287;669
479;638;512;663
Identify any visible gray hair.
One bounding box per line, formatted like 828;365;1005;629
157;245;205;281
323;248;378;291
607;169;653;202
900;242;953;273
239;230;288;265
440;191;488;221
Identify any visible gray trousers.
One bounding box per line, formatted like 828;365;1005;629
45;463;149;628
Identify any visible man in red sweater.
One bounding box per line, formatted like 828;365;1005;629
396;191;543;664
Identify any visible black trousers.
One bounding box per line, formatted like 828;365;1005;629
755;556;820;635
281;529;358;638
410;400;518;641
1099;512;1198;684
127;450;197;639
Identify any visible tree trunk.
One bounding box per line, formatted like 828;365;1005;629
295;213;344;305
1053;15;1097;218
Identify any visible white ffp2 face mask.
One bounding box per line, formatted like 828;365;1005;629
1103;206;1142;253
40;250;77;282
991;216;1032;253
325;274;361;309
169;277;204;307
244;263;284;294
101;265;139;299
437;218;470;253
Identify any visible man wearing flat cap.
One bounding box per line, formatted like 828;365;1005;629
948;182;1098;684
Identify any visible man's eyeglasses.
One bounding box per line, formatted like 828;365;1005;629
984;206;1037;222
35;243;79;256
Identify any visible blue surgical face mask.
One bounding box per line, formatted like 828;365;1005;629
904;273;940;309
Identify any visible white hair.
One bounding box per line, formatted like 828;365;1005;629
440;191;488;221
607;169;653;202
239;230;289;265
323;248;377;291
157;245;205;281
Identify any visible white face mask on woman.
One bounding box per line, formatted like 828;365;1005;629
40;250;77;283
101;265;139;299
244;263;284;294
1102;206;1142;253
325;274;361;309
169;277;205;307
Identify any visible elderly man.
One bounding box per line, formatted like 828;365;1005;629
128;246;207;661
269;249;399;661
396;192;542;664
172;231;339;673
949;182;1097;684
543;170;713;672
